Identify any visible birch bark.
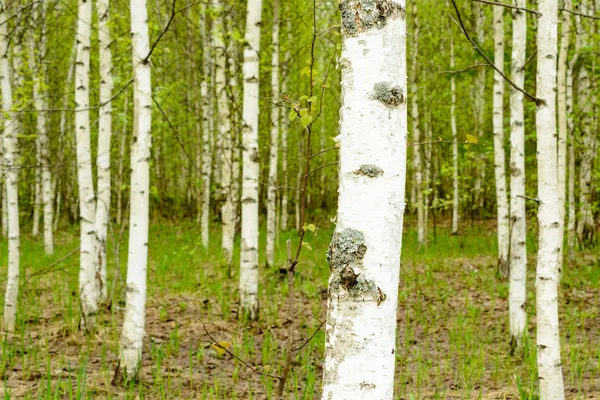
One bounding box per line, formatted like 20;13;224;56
450;22;459;235
266;0;280;267
200;7;211;249
239;0;262;319
508;0;527;348
95;0;114;303
493;5;509;278
321;1;407;398
120;0;152;376
75;0;98;332
411;2;424;248
536;1;565;397
0;0;20;333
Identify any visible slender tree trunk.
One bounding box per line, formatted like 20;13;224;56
200;8;211;249
493;5;509;277
213;0;234;265
473;1;486;212
411;2;424;249
116;96;129;226
266;0;280;268
450;23;459;235
239;0;262;320
566;53;577;263
321;2;407;398
75;0;98;332
0;1;20;333
557;0;570;270
280;16;291;232
508;0;527;349
120;0;151;376
29;5;53;255
536;0;565;397
32;160;41;237
95;0;114;303
575;1;595;246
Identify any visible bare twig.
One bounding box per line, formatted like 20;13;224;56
517;194;540;203
448;0;542;105
560;7;600;20
472;0;540;16
442;63;489;74
293;321;325;352
309;146;338;160
307;162;338;178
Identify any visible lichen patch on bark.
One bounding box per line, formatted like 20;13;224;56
355;164;384;178
339;0;406;37
370;81;405;107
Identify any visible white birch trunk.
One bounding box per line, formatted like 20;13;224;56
575;2;595;245
28;6;53;255
279;17;292;232
473;2;486;210
0;1;20;333
213;0;234;265
32;162;41;237
75;0;98;331
116;96;128;226
508;0;527;348
411;2;424;248
566;53;576;263
321;2;406;398
120;0;151;376
556;0;570;268
493;5;509;277
95;0;114;303
536;1;565;397
240;0;262;319
266;0;280;268
200;9;211;249
450;26;459;235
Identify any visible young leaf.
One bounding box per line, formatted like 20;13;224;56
301;114;313;128
289;109;297;122
212;341;231;357
302;241;313;251
466;134;478;144
306;223;316;232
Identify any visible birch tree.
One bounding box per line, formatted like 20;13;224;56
95;0;114;303
536;0;565;397
266;0;280;267
0;0;20;333
120;0;152;376
200;8;211;249
239;0;262;319
493;5;509;278
508;0;527;349
473;2;485;210
450;17;459;236
411;1;424;248
29;3;53;255
75;0;98;332
321;1;407;398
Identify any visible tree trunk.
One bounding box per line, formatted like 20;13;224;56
95;0;114;303
213;0;234;265
508;0;527;349
28;5;53;255
75;0;98;332
536;0;565;397
0;2;20;333
116;96;129;226
200;7;211;249
450;22;459;235
239;0;262;320
321;2;406;398
493;5;509;277
566;54;577;263
473;1;486;212
266;0;280;268
411;2;424;249
120;0;152;376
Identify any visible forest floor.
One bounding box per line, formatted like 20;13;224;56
0;217;599;399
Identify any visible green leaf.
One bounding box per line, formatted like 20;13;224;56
299;95;309;101
289;109;297;122
212;341;231;357
301;66;311;77
466;134;478;144
307;96;317;103
299;108;309;117
306;223;316;232
301;114;313;128
302;241;313;251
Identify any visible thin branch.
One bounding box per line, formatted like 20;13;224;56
448;0;542;105
442;63;489;74
309;146;338;160
472;0;540;16
201;320;282;380
292;321;325;352
254;179;303;192
517;194;540;203
560;7;600;20
306;162;338;178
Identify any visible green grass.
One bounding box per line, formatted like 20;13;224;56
0;217;598;399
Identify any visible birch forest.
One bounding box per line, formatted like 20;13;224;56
0;0;599;398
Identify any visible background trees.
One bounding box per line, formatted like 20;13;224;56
0;0;598;398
